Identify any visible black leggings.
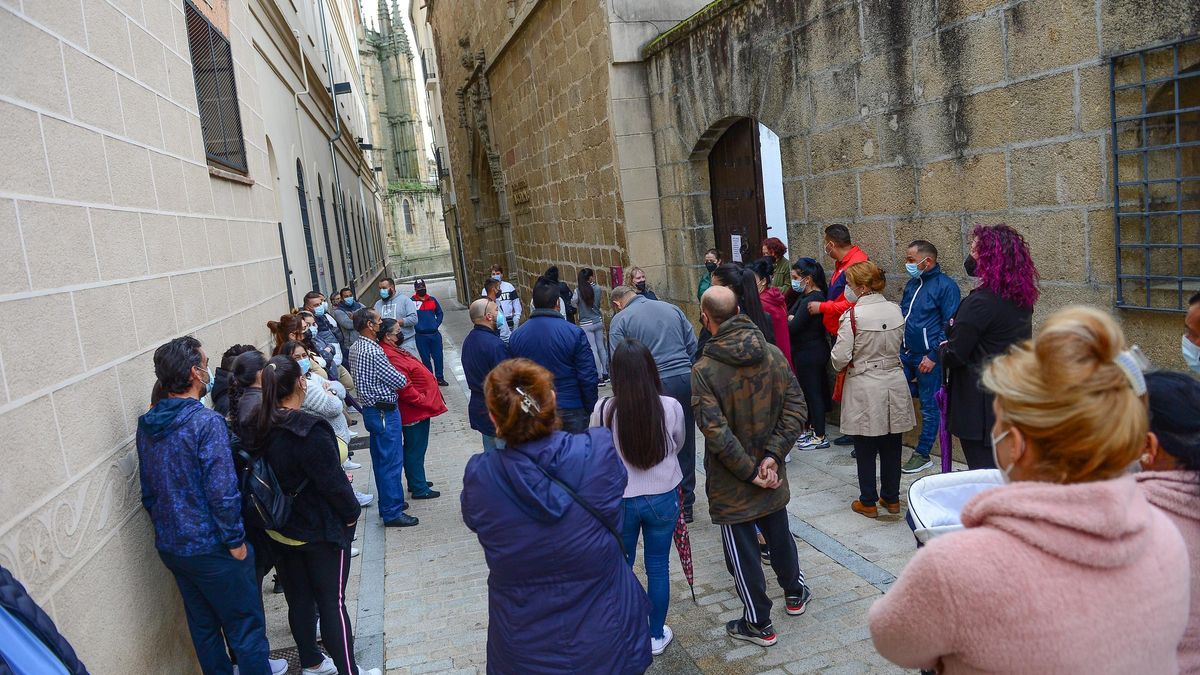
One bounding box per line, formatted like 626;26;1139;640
793;355;830;437
853;433;903;505
960;437;997;470
272;540;357;675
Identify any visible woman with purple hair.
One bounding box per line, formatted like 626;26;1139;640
939;224;1039;469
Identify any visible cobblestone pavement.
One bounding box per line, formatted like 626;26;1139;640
294;279;945;675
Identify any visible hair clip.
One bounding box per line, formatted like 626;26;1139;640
1113;348;1147;397
515;386;541;415
267;362;277;370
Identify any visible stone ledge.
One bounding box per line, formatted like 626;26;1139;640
208;164;255;186
641;0;750;60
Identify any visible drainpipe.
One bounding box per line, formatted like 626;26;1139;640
319;0;356;295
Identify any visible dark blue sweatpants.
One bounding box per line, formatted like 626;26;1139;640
415;332;444;380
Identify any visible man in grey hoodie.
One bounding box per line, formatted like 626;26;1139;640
609;285;700;520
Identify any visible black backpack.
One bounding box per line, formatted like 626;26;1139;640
236;445;308;531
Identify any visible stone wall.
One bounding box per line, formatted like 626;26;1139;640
646;0;1200;364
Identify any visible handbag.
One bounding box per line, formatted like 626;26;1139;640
832;308;857;403
532;435;627;557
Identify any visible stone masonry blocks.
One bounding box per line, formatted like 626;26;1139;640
919;153;1007;213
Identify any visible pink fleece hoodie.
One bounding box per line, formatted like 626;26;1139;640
1138;470;1200;674
869;476;1190;674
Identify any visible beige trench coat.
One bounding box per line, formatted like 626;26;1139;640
830;293;916;437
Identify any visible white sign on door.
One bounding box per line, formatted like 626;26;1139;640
731;234;742;263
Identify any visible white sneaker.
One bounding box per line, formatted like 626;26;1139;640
270;658;289;675
349;430;360;438
785;452;793;463
343;459;362;470
350;547;360;558
355;491;374;507
302;655;338;675
651;624;674;655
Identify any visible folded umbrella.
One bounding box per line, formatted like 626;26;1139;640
935;386;952;473
673;485;696;603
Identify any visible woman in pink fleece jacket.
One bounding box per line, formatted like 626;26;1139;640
1139;370;1200;673
870;306;1191;674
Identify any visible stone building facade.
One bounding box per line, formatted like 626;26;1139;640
363;0;451;280
0;0;387;671
643;0;1199;363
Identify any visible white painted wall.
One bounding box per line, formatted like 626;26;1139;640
760;123;788;253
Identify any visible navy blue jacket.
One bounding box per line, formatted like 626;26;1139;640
509;310;598;411
412;293;445;334
461;324;510;435
0;565;88;674
137;397;244;556
461;429;651;674
899;264;961;361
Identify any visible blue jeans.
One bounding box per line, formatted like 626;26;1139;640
158;546;271;675
415;332;444;380
621;489;679;640
558;407;590;434
481;434;505;452
402;419;432;495
360;405;408;521
901;351;942;458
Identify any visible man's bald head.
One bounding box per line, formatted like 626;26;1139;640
701;285;738;328
469;298;496;325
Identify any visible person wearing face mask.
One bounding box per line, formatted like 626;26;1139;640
897;240;960;474
748;257;793;369
461;298;512;451
870;306;1190;675
481;264;523;332
373;277;420;357
1184;291;1200;374
137;336;276;675
697;248;723;302
830;262;915;518
629;266;659;301
483;278;513;343
760;238;791;292
788;258;832;450
303;292;344;372
411;279;449;386
268;314;306;355
806;224;869;337
378;319;445;500
332;287;365;341
940;224;1037;470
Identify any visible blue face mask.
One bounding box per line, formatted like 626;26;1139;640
203;367;215;395
1184;334;1200;374
298;358;311;375
905;262;921;278
380;288;391;299
791;279;803;292
314;302;327;316
343;296;355;306
492;274;502;281
306;325;317;337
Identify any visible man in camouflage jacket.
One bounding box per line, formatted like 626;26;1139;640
692;286;811;647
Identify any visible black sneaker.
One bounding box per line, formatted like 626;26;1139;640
683;509;693;524
833;434;854;446
384;513;419;527
271;574;283;594
785;585;811;616
437;379;450;387
759;545;771;565
412;490;441;500
726;619;777;646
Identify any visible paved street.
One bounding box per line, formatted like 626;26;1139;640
278;279;941;674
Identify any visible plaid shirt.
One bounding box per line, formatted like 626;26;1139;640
348;335;408;406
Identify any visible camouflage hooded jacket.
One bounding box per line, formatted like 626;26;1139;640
692;314;808;525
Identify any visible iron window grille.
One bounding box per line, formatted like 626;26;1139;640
184;0;248;173
1110;36;1200;313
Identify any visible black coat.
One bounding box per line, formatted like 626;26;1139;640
261;409;361;547
788;290;830;366
940;288;1033;441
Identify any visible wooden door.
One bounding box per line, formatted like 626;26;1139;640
709;118;768;265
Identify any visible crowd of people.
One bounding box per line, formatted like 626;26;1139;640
134;279;452;675
116;218;1200;675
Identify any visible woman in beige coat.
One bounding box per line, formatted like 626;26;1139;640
831;261;915;518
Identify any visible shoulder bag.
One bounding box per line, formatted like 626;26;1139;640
832;307;857;402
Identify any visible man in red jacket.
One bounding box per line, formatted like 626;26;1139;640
806;224;869;447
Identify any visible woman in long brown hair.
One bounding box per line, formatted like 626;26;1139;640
591;338;684;655
267;314;304;355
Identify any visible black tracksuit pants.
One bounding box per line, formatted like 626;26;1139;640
272;540;357;675
720;508;807;628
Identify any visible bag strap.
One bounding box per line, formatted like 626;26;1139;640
599;396;612;430
533;444;627;557
238;448;309;497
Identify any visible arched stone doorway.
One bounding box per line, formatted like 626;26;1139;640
703;117;787;264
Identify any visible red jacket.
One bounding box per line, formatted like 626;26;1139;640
382;342;448;424
820;245;870;335
759;287;793;369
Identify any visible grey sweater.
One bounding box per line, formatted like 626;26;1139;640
608;295;698;380
571;283;604;325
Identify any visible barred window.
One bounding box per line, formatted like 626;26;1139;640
1111;36;1200;312
184;0;248;173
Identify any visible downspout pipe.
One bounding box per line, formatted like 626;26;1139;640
319;0;356;295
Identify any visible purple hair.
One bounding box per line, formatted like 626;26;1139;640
972;223;1039;309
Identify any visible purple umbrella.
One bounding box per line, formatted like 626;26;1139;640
935;386;952;473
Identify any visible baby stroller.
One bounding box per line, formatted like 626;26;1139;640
905;469;1004;547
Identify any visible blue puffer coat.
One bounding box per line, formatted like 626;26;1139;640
0;564;88;674
509;310;598;411
461;429;651;674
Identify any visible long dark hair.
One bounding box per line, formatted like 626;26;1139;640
792;257;828;296
712;263;775;345
577;267;595;308
604;339;668;470
256;355;303;442
278;340;308;361
228;350;267;424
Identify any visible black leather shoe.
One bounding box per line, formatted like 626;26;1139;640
384;513;419;527
412;490;441;500
833;434;853;446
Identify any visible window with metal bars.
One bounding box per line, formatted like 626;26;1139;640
1110;36;1200;312
296;160;319;291
184;0;248;173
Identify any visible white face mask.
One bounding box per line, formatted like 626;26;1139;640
844;286;859;303
1184;334;1200;374
991;428;1016;482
